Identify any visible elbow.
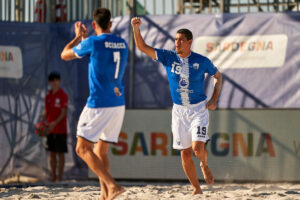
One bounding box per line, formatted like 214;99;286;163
137;44;148;55
136;43;143;52
216;71;223;80
61;52;68;61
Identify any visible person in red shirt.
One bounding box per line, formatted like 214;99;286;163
40;71;68;182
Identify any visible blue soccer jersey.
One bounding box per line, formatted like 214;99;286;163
155;48;217;106
73;34;128;108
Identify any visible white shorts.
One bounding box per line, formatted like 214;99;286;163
172;100;210;150
77;105;125;143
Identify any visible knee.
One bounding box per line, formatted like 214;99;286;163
181;149;193;162
76;144;89;158
98;151;108;160
58;153;64;160
193;146;205;161
93;147;107;159
49;152;56;160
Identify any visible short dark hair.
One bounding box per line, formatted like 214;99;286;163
48;71;61;81
177;29;193;41
93;8;111;30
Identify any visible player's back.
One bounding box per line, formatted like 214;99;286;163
81;34;128;108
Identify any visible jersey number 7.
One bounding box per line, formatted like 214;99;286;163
113;51;120;79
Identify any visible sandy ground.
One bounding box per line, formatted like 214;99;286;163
0;181;299;200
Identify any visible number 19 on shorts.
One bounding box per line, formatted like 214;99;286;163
197;126;207;137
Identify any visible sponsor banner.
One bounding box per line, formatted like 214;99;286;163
192;35;288;69
130;13;300;108
0;46;23;78
89;110;300;181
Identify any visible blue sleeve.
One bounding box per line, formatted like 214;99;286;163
205;58;218;76
72;37;92;58
154;48;172;66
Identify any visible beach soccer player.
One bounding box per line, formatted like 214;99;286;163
131;17;222;195
61;8;128;200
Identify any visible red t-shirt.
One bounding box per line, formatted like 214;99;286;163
45;88;68;134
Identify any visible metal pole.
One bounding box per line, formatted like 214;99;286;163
9;0;13;21
129;0;136;108
199;0;203;13
190;0;193;14
117;0;121;16
220;0;224;13
171;0;174;14
31;0;34;22
21;0;25;22
0;0;2;21
177;0;183;14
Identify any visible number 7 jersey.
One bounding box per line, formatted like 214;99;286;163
73;33;128;108
155;48;217;106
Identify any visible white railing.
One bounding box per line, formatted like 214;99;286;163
0;0;299;22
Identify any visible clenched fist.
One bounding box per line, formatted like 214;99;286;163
131;17;142;29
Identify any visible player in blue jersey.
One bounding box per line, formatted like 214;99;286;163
61;8;128;200
131;17;222;195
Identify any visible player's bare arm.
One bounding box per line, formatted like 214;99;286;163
206;70;222;110
61;21;88;61
131;17;156;59
40;109;47;122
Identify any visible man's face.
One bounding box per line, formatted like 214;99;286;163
48;79;61;90
175;33;192;54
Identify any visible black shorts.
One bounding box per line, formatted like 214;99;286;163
46;133;68;153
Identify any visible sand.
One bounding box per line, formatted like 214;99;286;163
0;181;299;200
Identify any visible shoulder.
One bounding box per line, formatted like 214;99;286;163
46;90;52;97
191;51;206;60
83;36;99;45
155;48;176;55
57;88;67;98
74;37;93;51
112;34;125;40
110;34;127;44
191;52;212;63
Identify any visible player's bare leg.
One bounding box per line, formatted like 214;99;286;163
76;137;124;200
93;140;110;200
49;152;57;182
181;148;202;195
192;141;214;185
57;153;65;182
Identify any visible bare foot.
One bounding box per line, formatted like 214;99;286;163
50;174;56;182
200;163;214;185
55;177;62;182
107;186;125;200
99;195;105;200
99;191;107;200
192;188;203;195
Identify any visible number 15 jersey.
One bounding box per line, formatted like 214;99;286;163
73;33;128;108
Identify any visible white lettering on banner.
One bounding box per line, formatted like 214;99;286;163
0;46;23;78
88;110;300;181
192;35;288;69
